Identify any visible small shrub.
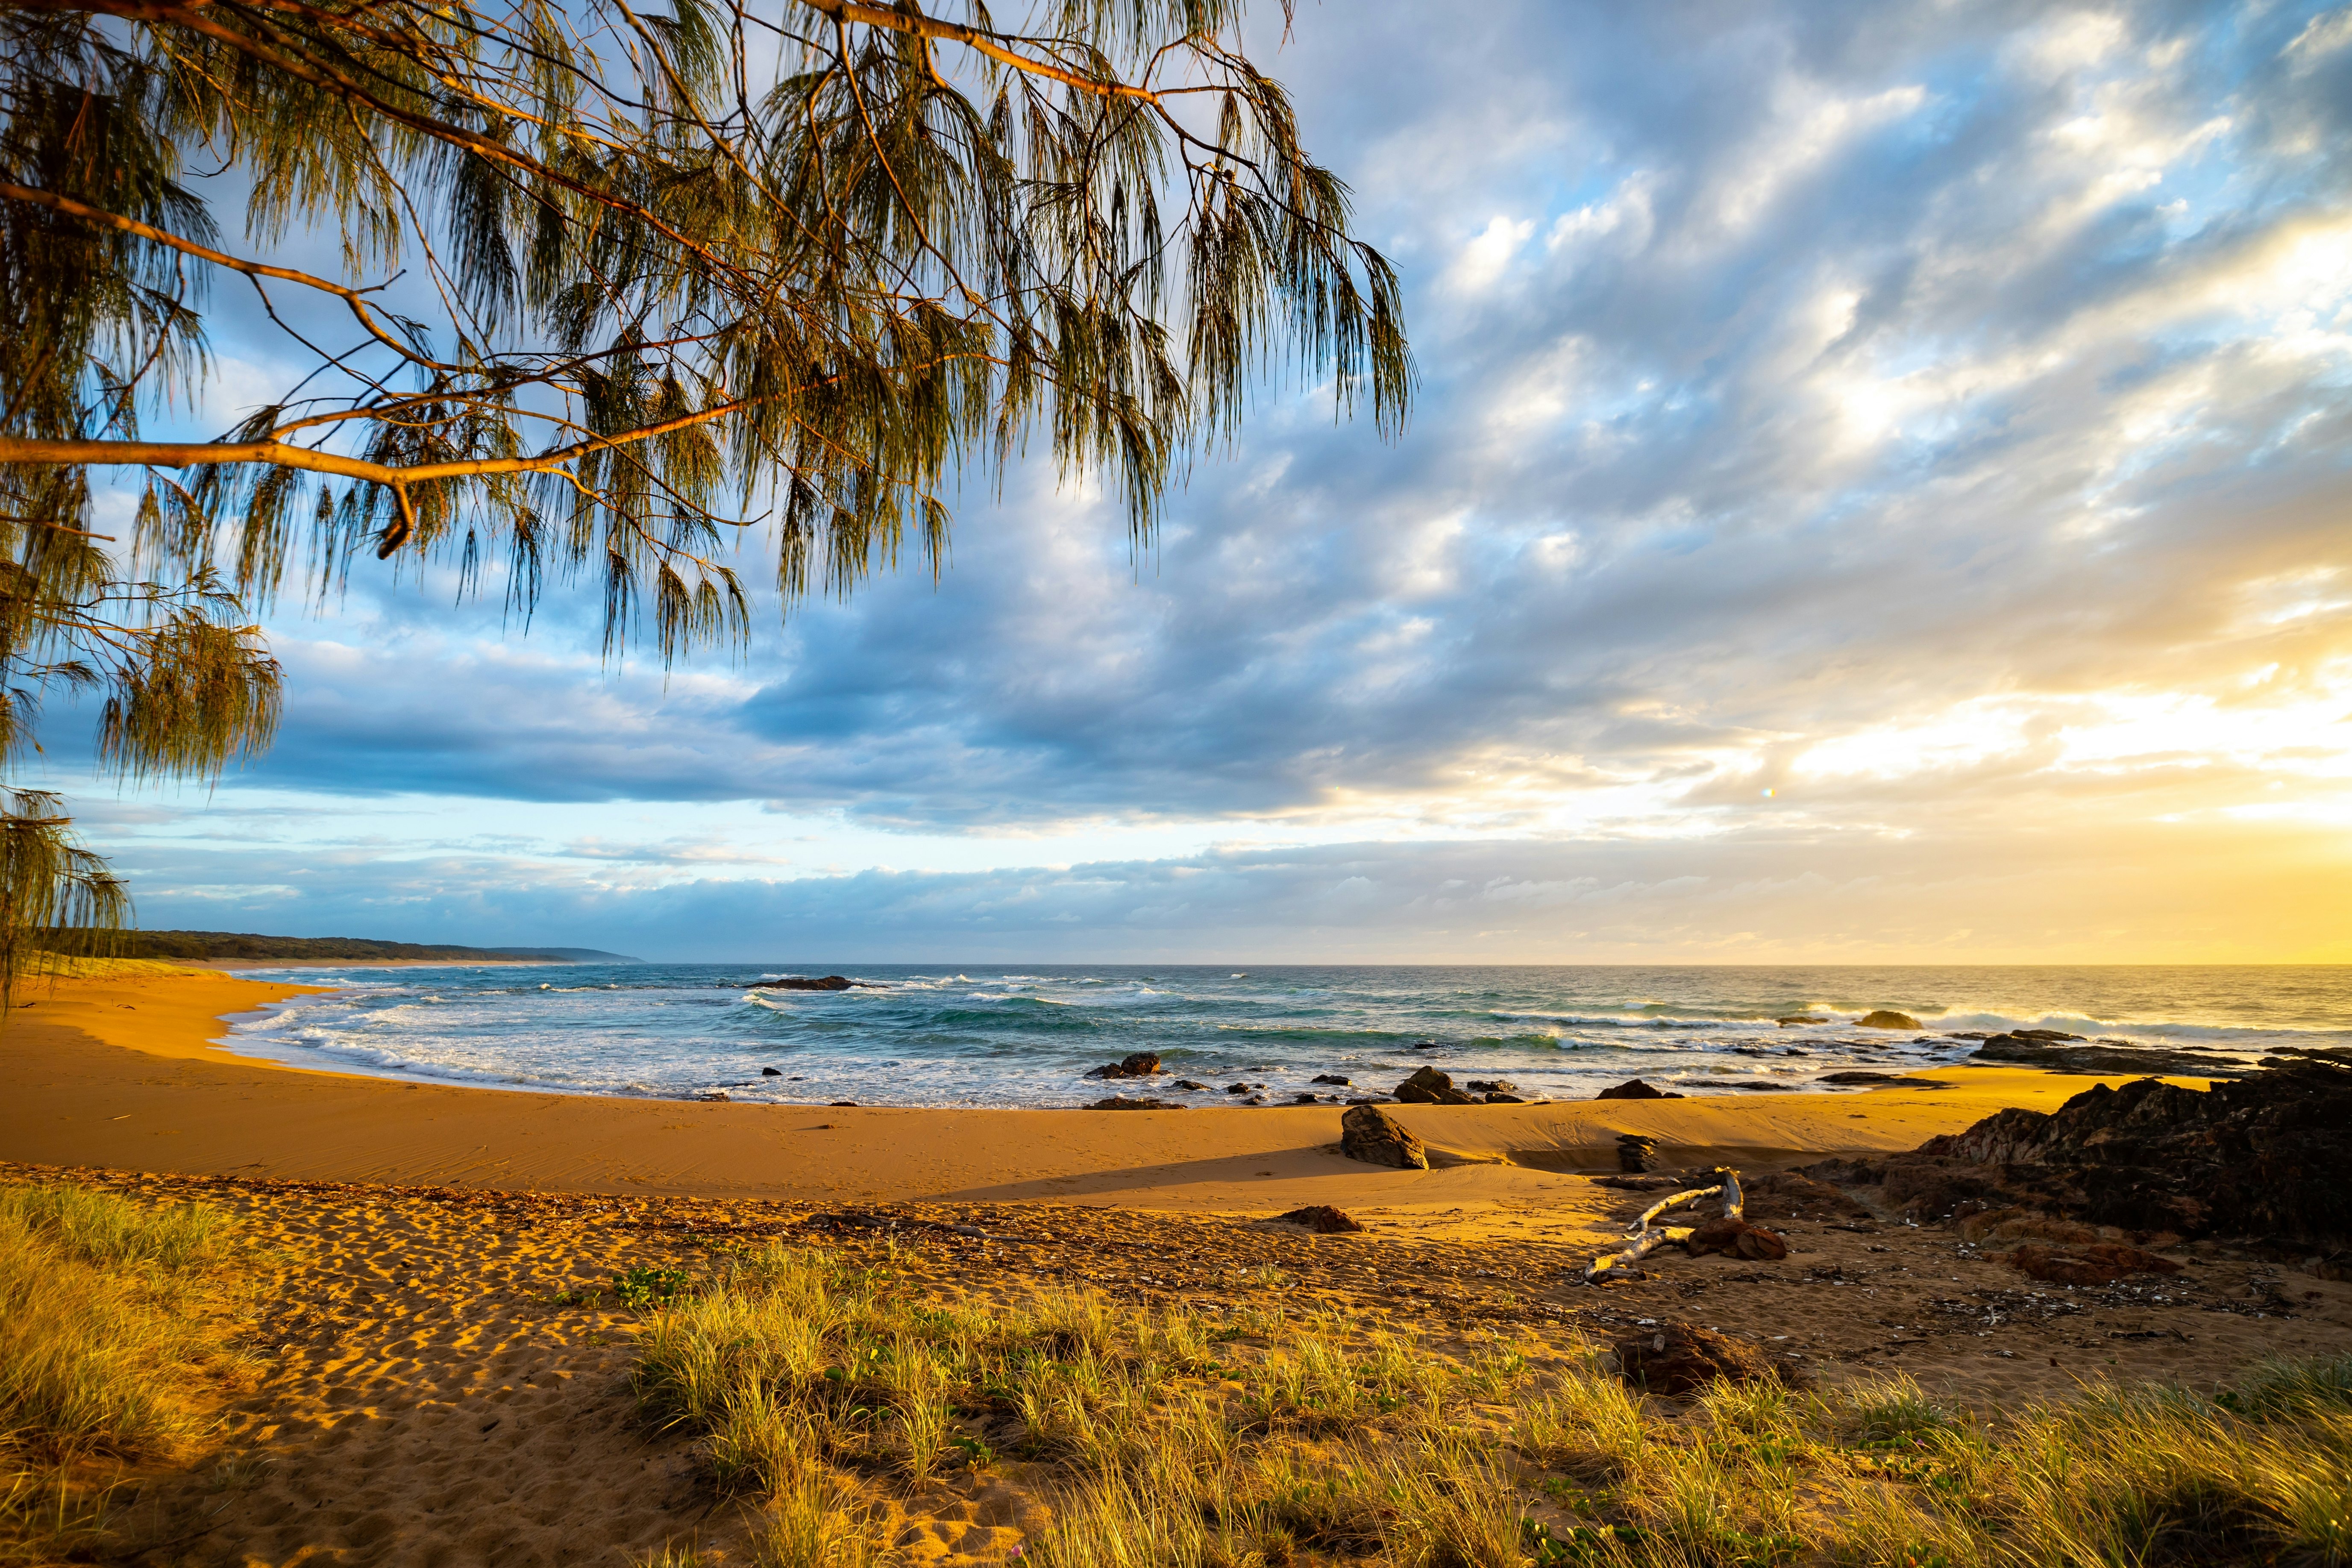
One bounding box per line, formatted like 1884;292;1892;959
613;1266;692;1310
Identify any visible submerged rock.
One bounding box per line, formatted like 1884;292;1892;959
1965;1034;2252;1078
1856;1010;1923;1030
1311;1073;1352;1086
1085;1051;1164;1080
1171;1079;1212;1091
1340;1104;1428;1170
749;974;881;991
1777;1014;1828;1026
761;1066;783;1076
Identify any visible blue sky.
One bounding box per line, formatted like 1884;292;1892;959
41;0;2352;961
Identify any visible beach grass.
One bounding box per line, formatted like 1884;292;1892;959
633;1242;2352;1568
0;1183;238;1559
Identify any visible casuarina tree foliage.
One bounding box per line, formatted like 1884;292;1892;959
0;0;1413;988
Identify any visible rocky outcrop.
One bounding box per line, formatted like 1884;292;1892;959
1393;1067;1477;1105
1777;1014;1827;1026
1085;1052;1163;1080
1340;1104;1428;1170
1856;1010;1922;1030
1826;1064;2352;1244
1964;1033;2253;1078
1609;1321;1793;1394
751;974;878;991
1087;1095;1186;1110
1595;1078;1684;1100
1274;1204;1364;1233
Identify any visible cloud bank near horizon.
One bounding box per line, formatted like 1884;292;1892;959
47;0;2352;961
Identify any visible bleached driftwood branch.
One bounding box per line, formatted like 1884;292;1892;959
1583;1166;1750;1284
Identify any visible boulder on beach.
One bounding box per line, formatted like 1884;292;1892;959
1084;1051;1164;1080
1856;1010;1923;1030
1274;1204;1365;1233
1340;1104;1428;1170
1595;1078;1684;1100
1393;1066;1477;1105
1609;1321;1794;1394
1683;1216;1790;1260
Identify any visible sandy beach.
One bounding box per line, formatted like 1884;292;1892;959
6;970;2348;1568
0;968;2220;1227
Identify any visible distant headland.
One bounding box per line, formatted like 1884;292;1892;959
54;930;640;965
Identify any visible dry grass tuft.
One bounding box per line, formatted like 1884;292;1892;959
0;1182;238;1561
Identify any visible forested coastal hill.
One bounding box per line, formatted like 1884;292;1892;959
67;932;637;963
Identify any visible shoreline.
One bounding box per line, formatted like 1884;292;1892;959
0;970;2223;1225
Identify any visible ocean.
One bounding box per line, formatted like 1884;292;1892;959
210;963;2352;1108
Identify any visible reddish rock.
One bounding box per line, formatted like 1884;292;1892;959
1274;1205;1365;1233
1611;1321;1794;1394
1684;1218;1790;1261
2007;1242;2181;1286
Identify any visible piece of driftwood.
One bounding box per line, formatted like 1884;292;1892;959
1583;1166;1753;1283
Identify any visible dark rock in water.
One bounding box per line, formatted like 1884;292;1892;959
1274;1204;1365;1233
1816;1071;1948;1088
1089;1095;1186;1110
1311;1073;1352;1086
1410;1040;1445;1051
1965;1034;2253;1078
2012;1028;2086;1042
1946;1031;1991;1041
1611;1321;1794;1394
752;974;875;991
1780;1048;1809;1056
1394;1066;1477;1105
1777;1015;1827;1026
1291;1092;1319;1104
1226;1083;1251;1094
761;1066;783;1076
1244;1094;1267;1105
1483;1092;1527;1104
1085;1051;1164;1080
1465;1079;1516;1093
1596;1078;1684;1100
1340;1104;1428;1170
1865;1063;2352;1243
1856;1010;1923;1030
2006;1241;2179;1286
1616;1133;1660;1174
1726;1081;1799;1092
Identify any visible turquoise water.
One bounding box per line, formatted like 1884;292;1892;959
214;963;2352;1107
